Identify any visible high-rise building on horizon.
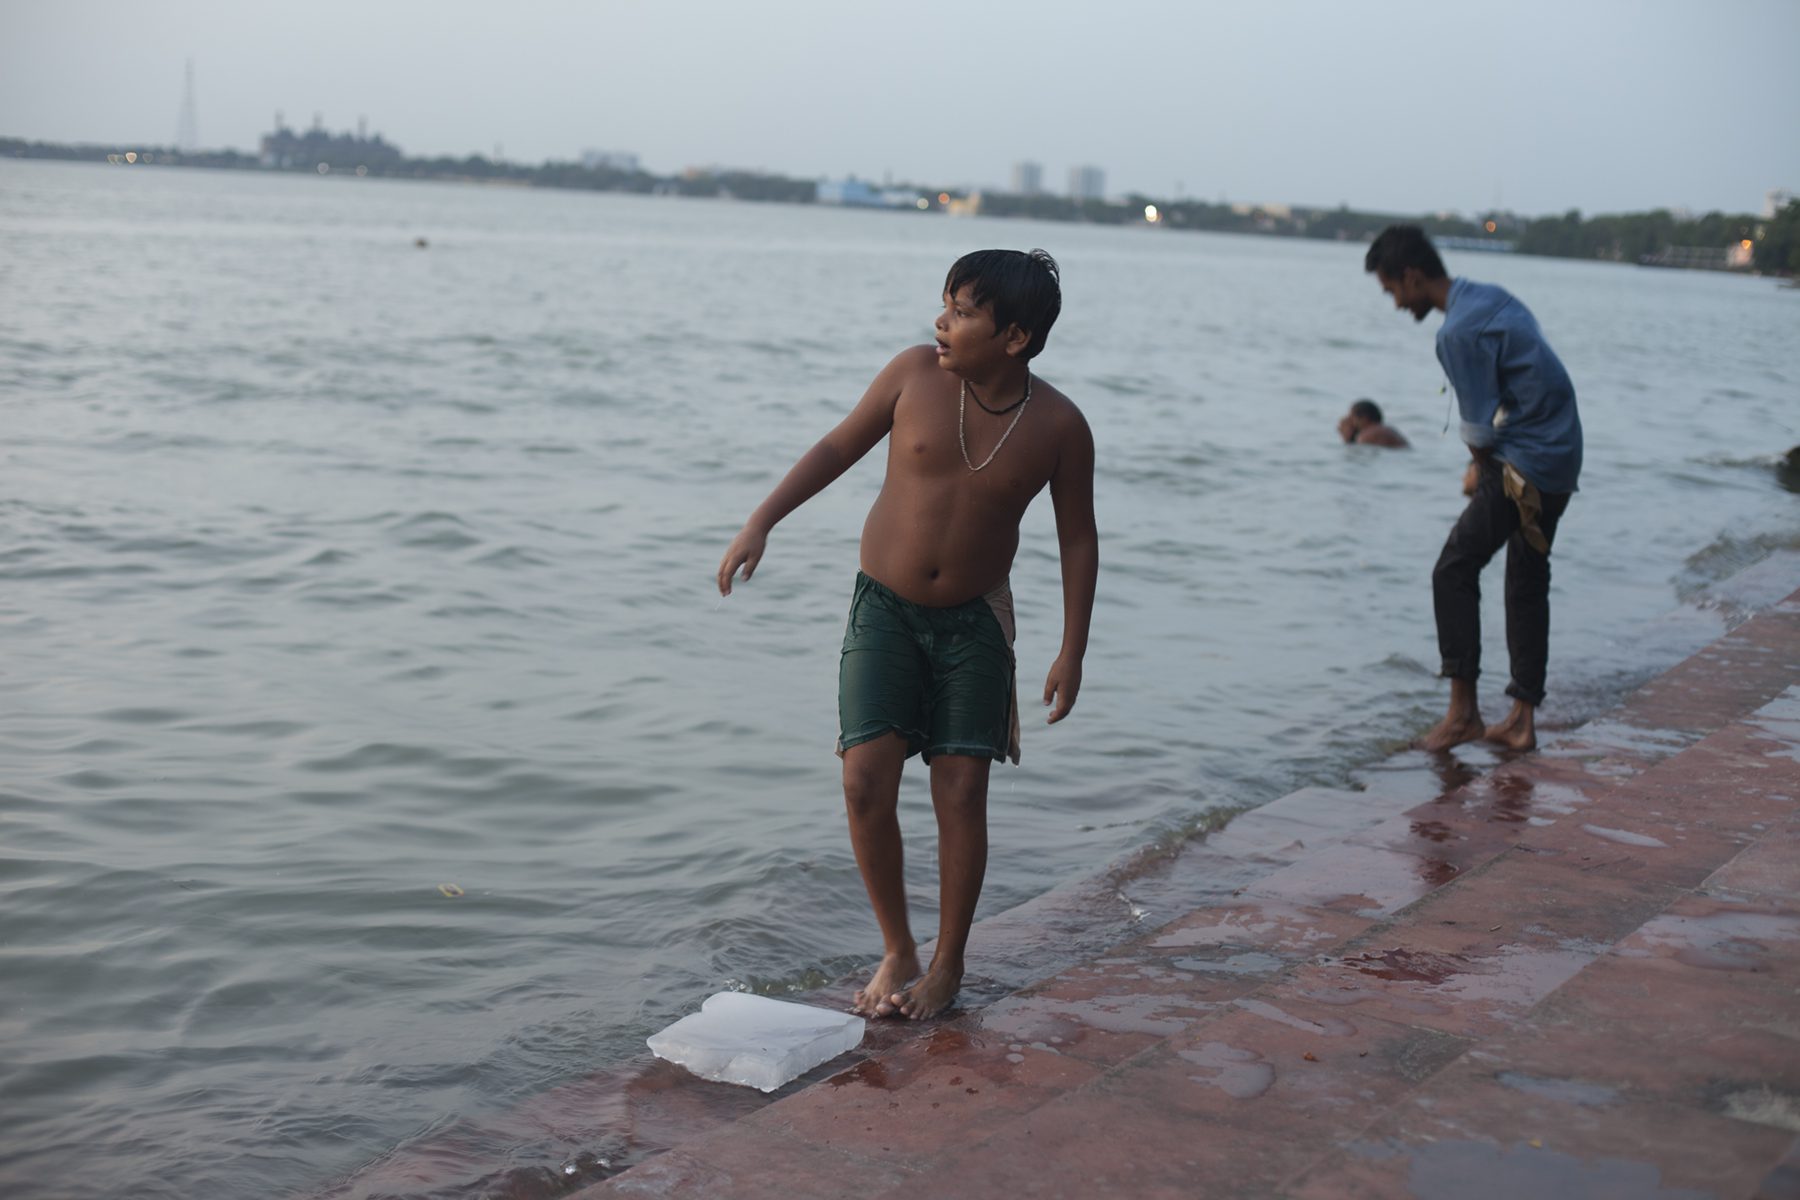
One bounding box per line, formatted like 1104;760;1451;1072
1011;160;1042;196
1068;164;1105;201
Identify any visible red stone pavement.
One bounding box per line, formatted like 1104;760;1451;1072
558;585;1800;1200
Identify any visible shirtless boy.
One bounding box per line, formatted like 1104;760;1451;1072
716;249;1098;1020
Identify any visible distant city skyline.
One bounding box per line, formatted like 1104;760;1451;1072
3;0;1795;218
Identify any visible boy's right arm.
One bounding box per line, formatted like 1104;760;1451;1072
716;348;919;595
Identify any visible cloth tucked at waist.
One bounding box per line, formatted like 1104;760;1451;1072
981;579;1023;766
1503;461;1549;555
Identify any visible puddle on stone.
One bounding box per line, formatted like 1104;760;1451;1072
1556;718;1699;760
1527;781;1594;815
1400;1138;1711;1199
1169;949;1287;975
980;991;1199;1039
1178;1041;1276;1099
1495;1071;1619;1108
1581;824;1670;848
1675;940;1769;972
1338;940;1597;1011
1299;983;1452;1016
827;1058;890;1089
1410;819;1456;843
1719;1084;1800;1132
1414;858;1461;887
1630;903;1800;974
923;1028;973;1058
1233;998;1357;1037
1148;904;1327;951
1483;774;1536;824
1341;947;1470;984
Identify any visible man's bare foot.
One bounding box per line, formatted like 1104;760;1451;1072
889;965;963;1020
1483;702;1537;752
1414;711;1486;752
852;949;919;1017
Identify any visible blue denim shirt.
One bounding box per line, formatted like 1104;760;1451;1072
1435;278;1583;494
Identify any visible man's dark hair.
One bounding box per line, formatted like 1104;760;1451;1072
1364;224;1447;281
1351;399;1384;424
944;248;1062;359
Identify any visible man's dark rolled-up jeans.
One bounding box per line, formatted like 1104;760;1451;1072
1432;456;1572;707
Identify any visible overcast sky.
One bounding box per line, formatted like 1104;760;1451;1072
3;0;1795;216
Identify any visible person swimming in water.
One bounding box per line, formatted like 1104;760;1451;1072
1337;398;1409;448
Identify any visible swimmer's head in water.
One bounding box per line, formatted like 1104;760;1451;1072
1351;399;1384;425
1366;225;1446;323
943;249;1062;360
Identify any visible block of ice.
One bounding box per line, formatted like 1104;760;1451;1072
647;992;866;1092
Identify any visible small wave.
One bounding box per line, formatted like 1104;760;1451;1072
298;742;448;774
386;512;481;551
550;388;624;408
1088;374;1156;396
1676;529;1800;602
296;584;409;609
470;546;549;569
94;706;189;726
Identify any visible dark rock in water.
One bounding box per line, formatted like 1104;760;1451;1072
1778;446;1800;494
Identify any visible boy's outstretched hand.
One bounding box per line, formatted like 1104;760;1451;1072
717;526;767;596
1043;654;1083;724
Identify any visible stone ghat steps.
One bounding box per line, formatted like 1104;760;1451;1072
576;588;1800;1199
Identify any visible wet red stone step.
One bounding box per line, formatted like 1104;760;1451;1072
504;586;1800;1199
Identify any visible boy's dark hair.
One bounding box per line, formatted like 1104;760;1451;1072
944;248;1062;359
1351;398;1384;423
1364;225;1447;281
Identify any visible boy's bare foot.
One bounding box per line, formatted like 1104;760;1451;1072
1414;711;1486;752
852;950;920;1017
1483;702;1537;752
889;965;963;1020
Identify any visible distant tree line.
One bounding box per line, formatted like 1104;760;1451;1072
1;136;257;170
1753;200;1800;273
1512;207;1761;262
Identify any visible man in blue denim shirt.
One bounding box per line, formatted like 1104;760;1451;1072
1366;225;1582;752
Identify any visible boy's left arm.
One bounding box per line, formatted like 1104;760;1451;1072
1043;411;1098;725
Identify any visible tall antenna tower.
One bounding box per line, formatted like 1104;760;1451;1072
176;58;199;152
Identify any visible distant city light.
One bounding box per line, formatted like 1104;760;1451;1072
937;192;950;205
916;198;929;210
124;151;137;164
1741;239;1754;249
317;162;330;175
1144;204;1160;224
1484;220;1498;233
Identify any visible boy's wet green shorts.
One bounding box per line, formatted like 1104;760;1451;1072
838;572;1014;763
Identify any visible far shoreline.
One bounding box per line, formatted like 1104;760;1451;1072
5;136;1792;278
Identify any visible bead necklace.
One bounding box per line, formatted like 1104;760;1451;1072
958;379;1031;472
968;375;1031;415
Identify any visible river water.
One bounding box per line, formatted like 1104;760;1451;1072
1;159;1796;1198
